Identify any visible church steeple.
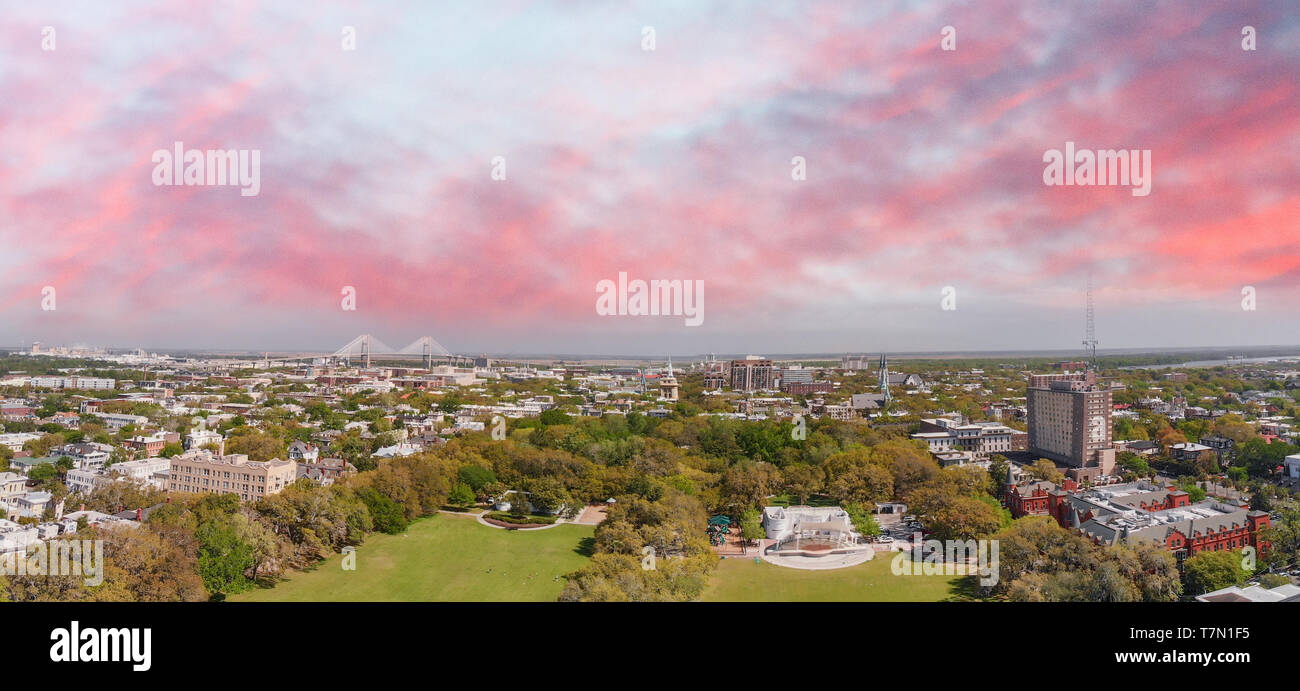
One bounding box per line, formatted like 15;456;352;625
878;353;891;404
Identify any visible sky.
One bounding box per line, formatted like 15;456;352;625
1;0;1298;357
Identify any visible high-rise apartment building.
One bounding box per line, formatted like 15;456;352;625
1027;371;1114;472
729;357;774;391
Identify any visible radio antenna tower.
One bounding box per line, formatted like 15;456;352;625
1082;274;1098;370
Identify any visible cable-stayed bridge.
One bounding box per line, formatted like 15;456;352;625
260;334;471;368
330;334;460;368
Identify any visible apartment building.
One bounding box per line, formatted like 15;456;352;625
27;376;116;390
168;450;297;501
729;357;774;391
1026;372;1114;472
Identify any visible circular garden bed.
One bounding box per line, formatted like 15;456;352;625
483;511;557;529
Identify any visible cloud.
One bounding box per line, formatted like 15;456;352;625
1;0;1297;353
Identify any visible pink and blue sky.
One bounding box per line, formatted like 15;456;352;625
2;0;1298;355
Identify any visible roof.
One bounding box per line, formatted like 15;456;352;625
1011;480;1057;497
9;456;57;466
1171;442;1212;452
1195;583;1300;602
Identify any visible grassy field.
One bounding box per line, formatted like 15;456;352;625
700;553;976;602
234;514;595;602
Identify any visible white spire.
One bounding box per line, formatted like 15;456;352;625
667;356;674;377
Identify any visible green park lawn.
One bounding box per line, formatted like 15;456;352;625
700;553;976;602
234;514;595;602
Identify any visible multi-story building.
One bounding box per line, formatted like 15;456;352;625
700;355;728;390
1004;475;1270;560
1285;453;1300;480
168;450;297;502
0;402;33;420
1117;439;1160;457
123;432;170;458
9;457;57;476
779;368;814;386
821;404;856;421
783;381;834;396
98;413;149;432
912;417;1015;459
1026;371;1114;472
27;376;116;390
729;357;774;391
66;468;106;495
185;428;225;453
0;472;26;507
0;432;41;452
1170;442;1214;464
296;457;357;485
1198;435;1236;463
840;354;873;370
54;443;111;470
110;457;172;489
702;369;728;390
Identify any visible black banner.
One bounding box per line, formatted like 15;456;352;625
11;602;1290;680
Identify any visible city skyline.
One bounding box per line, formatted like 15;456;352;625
8;337;1300;363
3;1;1299;354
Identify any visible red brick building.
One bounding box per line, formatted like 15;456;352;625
1004;474;1270;558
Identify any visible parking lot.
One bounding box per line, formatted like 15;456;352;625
872;511;925;549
